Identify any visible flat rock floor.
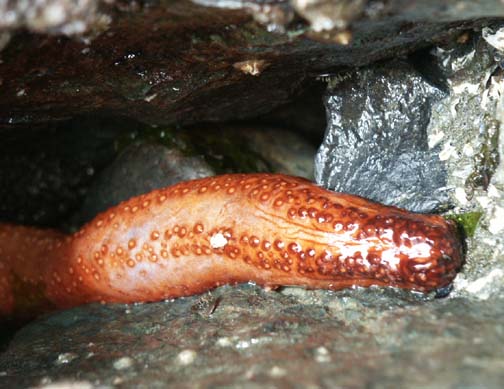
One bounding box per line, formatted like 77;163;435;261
1;284;503;388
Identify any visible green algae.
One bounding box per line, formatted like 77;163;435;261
446;211;483;238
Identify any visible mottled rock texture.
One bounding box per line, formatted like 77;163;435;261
1;286;504;388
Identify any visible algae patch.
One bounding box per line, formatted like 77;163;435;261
446;212;483;238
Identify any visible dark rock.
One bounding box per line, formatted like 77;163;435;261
0;1;503;128
315;60;450;213
0;114;313;229
0;116;134;227
416;29;504;296
255;81;327;144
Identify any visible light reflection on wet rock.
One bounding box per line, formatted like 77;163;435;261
315;60;449;213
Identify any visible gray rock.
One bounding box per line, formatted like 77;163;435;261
190;125;316;179
224;126;316;179
72;141;215;226
422;28;504;299
315;28;504;298
315;60;449;213
1;285;504;388
292;0;365;31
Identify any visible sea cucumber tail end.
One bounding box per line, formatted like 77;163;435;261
0;224;63;320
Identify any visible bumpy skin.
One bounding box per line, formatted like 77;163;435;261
0;174;463;319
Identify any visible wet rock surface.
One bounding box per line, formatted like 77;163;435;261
1;286;504;388
315;60;449;213
2;2;504;388
315;29;504;301
0;1;503;128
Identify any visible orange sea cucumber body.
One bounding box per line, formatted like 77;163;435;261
0;174;462;319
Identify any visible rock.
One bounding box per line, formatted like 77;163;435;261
315;60;449;213
239;126;316;179
421;28;504;299
0;0;108;35
0;1;503;128
292;0;365;32
72;124;314;226
71;141;216;226
0;116;129;227
1;285;504;387
184;125;316;178
0;117;313;229
256;82;328;143
191;0;295;33
315;28;504;298
1;3;504;386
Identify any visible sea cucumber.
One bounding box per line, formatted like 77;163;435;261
0;173;463;319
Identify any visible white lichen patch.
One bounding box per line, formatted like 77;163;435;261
483;27;504;51
176;349;197;366
37;381;94;389
0;0;111;36
191;0;293;33
487;184;500;198
314;346;331;363
454;269;504;300
54;352;78;365
113;356;134;370
454;187;468;206
216;337;233;347
476;195;491;208
450;49;475;72
428;131;444;149
43;3;66;25
438;142;457;161
269;366;287;378
292;0;365;32
488;206;504;234
144;93;157;102
426;31;504;298
462;143;474;157
451;81;481;95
